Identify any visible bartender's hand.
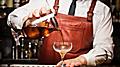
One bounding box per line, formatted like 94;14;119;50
29;7;51;18
56;56;87;67
24;7;51;27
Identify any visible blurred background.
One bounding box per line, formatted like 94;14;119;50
0;0;120;65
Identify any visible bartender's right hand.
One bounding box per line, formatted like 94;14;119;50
30;7;51;18
24;7;51;27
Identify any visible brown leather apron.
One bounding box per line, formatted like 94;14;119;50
38;0;97;64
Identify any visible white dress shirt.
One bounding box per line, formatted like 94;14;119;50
7;0;114;66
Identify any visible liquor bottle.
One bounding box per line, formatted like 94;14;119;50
6;0;13;8
13;0;20;8
33;42;38;58
28;42;32;59
20;37;24;59
0;0;7;19
12;45;15;59
24;50;28;59
23;16;59;39
116;0;120;11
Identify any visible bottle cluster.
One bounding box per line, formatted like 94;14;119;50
12;37;38;59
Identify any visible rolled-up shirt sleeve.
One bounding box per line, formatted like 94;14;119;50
81;3;114;66
7;0;47;29
7;3;31;29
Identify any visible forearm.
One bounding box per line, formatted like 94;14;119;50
81;41;114;66
7;14;24;29
81;6;114;66
7;3;33;29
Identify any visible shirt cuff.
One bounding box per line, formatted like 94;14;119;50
11;15;24;29
81;54;96;66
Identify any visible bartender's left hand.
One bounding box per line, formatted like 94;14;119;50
56;56;87;67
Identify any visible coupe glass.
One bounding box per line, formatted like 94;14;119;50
53;41;72;66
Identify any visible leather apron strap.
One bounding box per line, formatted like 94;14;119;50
53;0;59;14
53;0;97;22
87;0;97;22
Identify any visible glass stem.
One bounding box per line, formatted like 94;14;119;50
61;58;65;67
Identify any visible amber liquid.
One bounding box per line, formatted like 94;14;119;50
53;31;72;61
58;30;64;43
55;29;71;60
24;26;59;39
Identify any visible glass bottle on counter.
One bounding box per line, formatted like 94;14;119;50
0;0;7;19
28;42;32;59
33;42;38;58
20;37;24;59
18;37;39;59
11;31;22;59
12;44;15;59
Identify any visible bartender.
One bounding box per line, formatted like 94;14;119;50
7;0;114;67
